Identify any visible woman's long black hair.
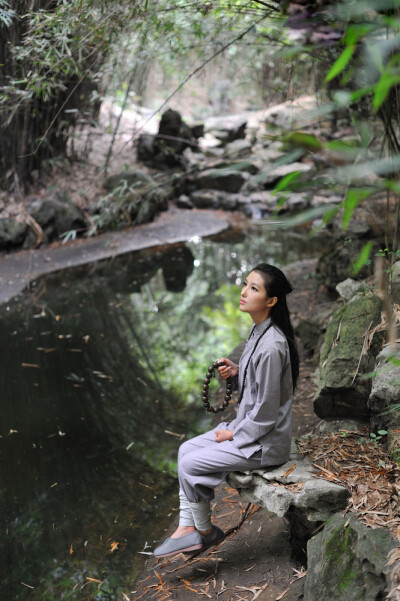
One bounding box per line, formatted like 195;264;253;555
252;263;300;391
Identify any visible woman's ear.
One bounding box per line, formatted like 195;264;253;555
267;296;278;308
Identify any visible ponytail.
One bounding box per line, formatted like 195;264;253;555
252;263;300;390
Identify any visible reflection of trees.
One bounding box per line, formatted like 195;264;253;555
0;278;195;600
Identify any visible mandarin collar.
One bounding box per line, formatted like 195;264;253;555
251;317;272;337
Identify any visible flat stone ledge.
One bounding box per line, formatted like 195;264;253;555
0;209;230;306
227;440;350;523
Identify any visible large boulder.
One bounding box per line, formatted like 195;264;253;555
317;241;375;291
0;218;27;251
27;195;88;242
192;168;246;193
137;109;198;167
228;441;349;523
227;440;350;555
152;108;195;166
392;260;400;304
313;293;383;420
304;513;396;601
368;346;400;431
316;199;387;291
94;173;170;231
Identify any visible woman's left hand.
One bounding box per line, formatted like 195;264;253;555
215;429;233;443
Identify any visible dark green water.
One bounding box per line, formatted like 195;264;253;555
0;224;330;600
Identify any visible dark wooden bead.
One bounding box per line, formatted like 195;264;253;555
203;377;210;385
203;384;209;391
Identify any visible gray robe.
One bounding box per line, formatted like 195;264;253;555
227;316;293;465
177;317;293;503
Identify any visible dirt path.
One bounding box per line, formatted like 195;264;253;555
131;259;332;601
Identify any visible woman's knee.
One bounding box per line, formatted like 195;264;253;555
178;440;194;463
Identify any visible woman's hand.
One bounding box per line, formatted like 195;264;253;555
215;429;233;443
217;358;238;380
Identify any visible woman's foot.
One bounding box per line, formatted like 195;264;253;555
153;529;203;558
170;525;196;539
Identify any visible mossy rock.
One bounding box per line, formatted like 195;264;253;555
314;293;383;419
369;347;400;431
304;513;396;601
0;218;27;250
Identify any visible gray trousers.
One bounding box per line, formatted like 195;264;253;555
178;428;264;504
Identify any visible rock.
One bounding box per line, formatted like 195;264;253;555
104;170;155;191
336;278;364;301
313;293;383;420
368;346;400;431
227;440;350;555
317;240;375;291
205;116;247;146
295;318;322;354
137;109;195;167
137;133;156;162
281;192;311;212
295;304;335;356
253;162;311;187
391;260;400;304
190;190;220;209
153;108;195;166
28;195;88;242
304;513;396;601
193;168;246;193
316;418;368;434
223;139;253;159
190;123;205;139
283;579;305;601
176;194;193;209
189;189;239;210
0;218;27;251
246;191;277;209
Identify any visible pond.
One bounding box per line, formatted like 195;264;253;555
0;223;331;600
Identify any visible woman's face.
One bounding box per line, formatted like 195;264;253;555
239;271;277;323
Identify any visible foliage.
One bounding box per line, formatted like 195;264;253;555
0;0;142;190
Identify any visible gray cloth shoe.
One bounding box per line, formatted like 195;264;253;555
153;531;203;558
200;525;225;551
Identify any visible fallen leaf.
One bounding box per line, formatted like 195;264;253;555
283;464;296;478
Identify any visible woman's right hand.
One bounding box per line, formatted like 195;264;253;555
217;358;238;380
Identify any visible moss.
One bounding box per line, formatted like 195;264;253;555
325;524;361;596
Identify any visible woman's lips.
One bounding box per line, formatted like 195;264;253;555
240;299;245;305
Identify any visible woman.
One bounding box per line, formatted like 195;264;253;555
154;263;299;558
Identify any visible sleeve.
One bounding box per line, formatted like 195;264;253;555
231;346;283;450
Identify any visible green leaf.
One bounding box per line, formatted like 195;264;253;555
260;204;338;229
351;241;373;275
373;70;400;111
283;132;323;151
325;45;356;82
273;170;302;193
344;23;374;45
342;188;371;230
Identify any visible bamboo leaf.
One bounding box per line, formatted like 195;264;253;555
342;188;371;230
273;170;302;193
325;45;356;82
373;70;400;111
351;242;373;275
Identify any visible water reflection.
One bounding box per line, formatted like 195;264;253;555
0;224;331;600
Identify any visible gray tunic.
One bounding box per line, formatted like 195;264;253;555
223;317;293;466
